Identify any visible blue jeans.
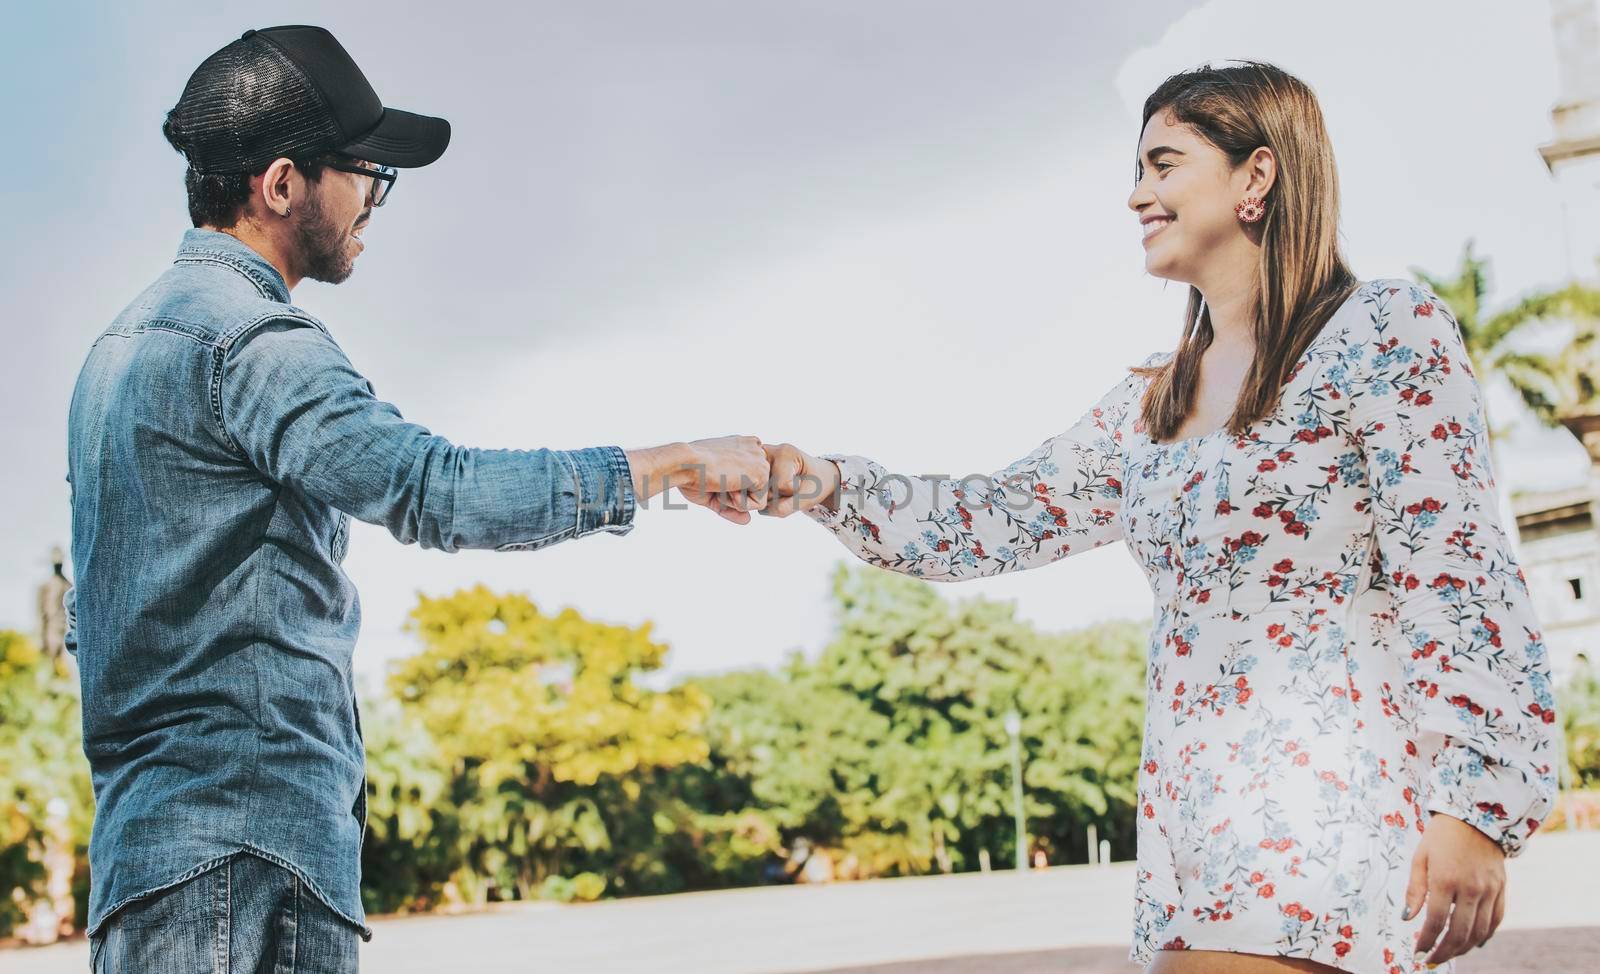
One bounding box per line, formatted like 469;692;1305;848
87;851;361;973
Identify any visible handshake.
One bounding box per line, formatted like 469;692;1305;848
625;436;842;525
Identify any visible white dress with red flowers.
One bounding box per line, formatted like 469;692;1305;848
804;279;1559;974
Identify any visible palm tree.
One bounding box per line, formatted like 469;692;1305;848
1411;241;1600;433
1409;242;1600;591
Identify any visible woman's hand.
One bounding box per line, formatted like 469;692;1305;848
1405;811;1507;967
754;443;841;517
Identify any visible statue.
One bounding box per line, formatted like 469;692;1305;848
38;545;71;661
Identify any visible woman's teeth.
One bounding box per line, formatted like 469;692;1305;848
1143;217;1173;239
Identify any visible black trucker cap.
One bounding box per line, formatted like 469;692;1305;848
166;25;450;174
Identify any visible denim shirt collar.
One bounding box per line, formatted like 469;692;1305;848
175;228;292;304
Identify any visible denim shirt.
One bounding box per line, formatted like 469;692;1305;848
65;228;636;941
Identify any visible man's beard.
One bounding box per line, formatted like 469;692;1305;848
292;187;358;285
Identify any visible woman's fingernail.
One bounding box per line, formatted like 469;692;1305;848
1401;906;1412;921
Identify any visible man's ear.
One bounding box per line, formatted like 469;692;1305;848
257;157;298;219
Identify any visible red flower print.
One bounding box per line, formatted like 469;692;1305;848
1258;883;1275;898
1273;558;1294;573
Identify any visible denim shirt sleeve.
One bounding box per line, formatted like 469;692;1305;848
217;317;636;552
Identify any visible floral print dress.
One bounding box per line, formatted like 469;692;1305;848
804;279;1559;974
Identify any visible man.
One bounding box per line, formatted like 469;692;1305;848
65;25;769;972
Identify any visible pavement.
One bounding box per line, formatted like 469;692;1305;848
5;831;1597;973
803;927;1600;973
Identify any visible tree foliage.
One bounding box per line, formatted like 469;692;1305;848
366;585;710;907
0;631;93;938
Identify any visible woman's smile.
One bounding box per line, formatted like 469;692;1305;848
1141;214;1174;245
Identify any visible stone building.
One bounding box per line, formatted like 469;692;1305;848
1512;0;1600;686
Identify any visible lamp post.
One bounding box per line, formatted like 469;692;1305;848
1004;708;1026;871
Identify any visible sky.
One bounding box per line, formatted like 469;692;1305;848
2;0;1593;687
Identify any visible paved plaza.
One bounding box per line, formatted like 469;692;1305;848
6;832;1596;972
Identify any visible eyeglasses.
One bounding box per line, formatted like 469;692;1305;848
321;155;398;207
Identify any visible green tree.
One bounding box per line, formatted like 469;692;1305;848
675;566;1147;880
1411;241;1600;428
357;692;458;915
1558;659;1600;789
812;565;1146;871
0;631;94;938
383;585;710;904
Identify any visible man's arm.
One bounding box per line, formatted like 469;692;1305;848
218;318;766;550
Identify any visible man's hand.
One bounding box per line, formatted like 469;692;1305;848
1405;811;1507;967
625;436;772;524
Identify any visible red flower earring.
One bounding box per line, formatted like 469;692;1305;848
1235;196;1266;223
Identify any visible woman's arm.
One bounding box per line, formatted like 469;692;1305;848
1354;279;1560;856
763;366;1148;582
1352;280;1561;962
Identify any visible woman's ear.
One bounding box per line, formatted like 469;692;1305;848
1243;145;1277;199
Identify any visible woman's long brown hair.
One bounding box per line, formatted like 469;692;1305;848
1133;61;1359;442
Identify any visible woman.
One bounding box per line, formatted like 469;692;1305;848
723;62;1560;974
